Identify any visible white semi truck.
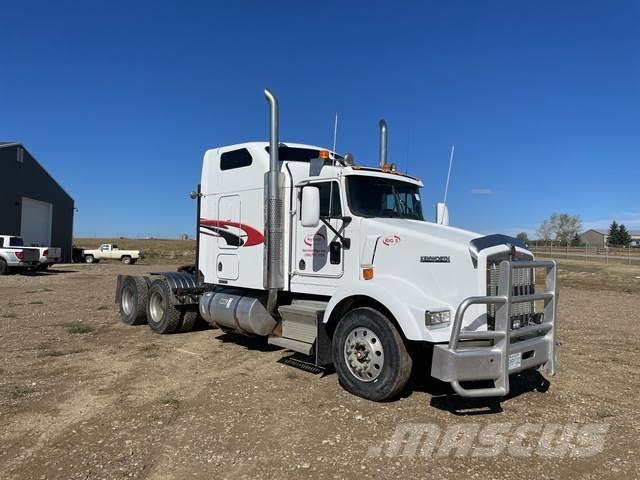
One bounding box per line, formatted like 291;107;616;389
116;89;558;401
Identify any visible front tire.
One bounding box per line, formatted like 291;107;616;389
85;255;95;264
146;280;181;334
332;307;412;402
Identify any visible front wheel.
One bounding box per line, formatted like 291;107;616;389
85;255;95;264
332;307;412;402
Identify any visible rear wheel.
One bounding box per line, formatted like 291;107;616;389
332;307;412;401
0;259;8;275
119;276;149;325
85;255;95;264
121;256;132;265
146;280;181;334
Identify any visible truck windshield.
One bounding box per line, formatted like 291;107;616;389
9;237;24;247
346;176;424;220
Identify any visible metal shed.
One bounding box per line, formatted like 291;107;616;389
0;142;74;262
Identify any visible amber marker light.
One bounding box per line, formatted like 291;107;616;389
362;267;374;280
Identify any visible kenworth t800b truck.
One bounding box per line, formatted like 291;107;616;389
116;89;558;401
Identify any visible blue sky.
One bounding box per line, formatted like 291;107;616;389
1;0;638;238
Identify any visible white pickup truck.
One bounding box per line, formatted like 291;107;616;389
83;244;144;264
34;247;63;271
0;235;41;275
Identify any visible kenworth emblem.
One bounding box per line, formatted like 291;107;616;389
420;256;451;263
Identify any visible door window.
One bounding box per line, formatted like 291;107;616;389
316;181;342;218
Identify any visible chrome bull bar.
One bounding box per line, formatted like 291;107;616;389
431;259;558;398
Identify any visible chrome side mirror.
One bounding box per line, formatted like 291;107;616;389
301;186;321;227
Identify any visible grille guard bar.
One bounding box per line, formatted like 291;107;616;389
431;259;558;398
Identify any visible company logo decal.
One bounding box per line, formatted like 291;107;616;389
303;231;327;257
382;235;401;246
199;219;264;247
304;232;326;246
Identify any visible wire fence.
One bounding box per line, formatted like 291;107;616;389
530;243;640;266
74;233;193;241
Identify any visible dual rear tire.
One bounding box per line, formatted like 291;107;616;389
118;276;197;333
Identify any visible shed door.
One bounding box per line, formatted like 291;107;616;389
20;197;52;247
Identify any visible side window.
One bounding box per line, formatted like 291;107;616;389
220;148;253;171
317;182;342;217
0;238;3;248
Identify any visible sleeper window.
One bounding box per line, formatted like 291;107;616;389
220;149;253;171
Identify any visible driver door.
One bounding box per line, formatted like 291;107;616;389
295;180;344;279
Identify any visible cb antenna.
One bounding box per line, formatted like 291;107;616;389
332;112;339;153
443;144;455;205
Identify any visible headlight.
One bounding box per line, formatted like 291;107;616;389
425;309;451;328
511;316;523;330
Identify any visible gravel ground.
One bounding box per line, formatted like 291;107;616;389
0;263;638;479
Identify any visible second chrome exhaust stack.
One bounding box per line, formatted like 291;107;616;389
263;89;285;312
378;119;388;169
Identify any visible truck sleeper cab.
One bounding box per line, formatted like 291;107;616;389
115;89;558;402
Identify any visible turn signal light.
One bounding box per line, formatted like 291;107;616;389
382;163;397;172
362;267;374;280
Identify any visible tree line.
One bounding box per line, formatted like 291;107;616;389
515;213;635;247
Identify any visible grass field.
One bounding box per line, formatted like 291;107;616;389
537;257;640;294
74;237;195;264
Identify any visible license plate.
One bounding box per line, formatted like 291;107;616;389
508;352;522;370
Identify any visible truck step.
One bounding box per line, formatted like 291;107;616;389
278;301;327;345
268;336;314;355
280;355;324;375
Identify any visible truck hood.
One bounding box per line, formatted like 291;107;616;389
361;218;481;253
355;217;531;342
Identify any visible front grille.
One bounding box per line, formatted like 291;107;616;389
486;254;536;330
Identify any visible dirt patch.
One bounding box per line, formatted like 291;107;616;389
0;262;638;479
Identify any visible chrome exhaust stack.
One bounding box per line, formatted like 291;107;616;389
264;89;285;312
378;119;388;168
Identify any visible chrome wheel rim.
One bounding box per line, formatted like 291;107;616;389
122;287;134;315
343;327;384;382
149;291;165;324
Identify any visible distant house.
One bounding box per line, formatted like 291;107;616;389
579;229;640;247
0;142;74;261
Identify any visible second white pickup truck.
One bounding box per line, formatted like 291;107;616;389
34;247;63;271
83;244;144;264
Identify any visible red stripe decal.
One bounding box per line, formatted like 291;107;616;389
199;219;265;247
